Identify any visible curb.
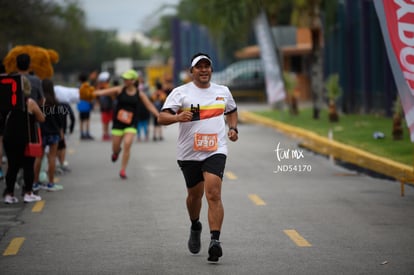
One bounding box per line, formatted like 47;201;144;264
239;111;414;196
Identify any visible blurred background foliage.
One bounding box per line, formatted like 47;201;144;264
0;0;332;75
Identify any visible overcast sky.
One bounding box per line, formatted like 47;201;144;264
77;0;180;33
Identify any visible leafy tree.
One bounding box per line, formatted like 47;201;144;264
325;73;342;122
174;0;292;59
146;15;176;61
0;0;150;75
290;0;324;119
0;0;61;55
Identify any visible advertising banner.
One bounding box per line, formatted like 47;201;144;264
374;0;414;141
254;11;286;105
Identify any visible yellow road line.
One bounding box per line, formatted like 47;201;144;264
32;200;45;212
225;171;238;180
248;194;266;206
3;237;25;256
284;229;312;247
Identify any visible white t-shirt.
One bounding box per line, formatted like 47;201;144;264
162;81;237;161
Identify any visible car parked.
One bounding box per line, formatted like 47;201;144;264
211;59;265;91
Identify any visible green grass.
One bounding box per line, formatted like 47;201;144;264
255;108;414;166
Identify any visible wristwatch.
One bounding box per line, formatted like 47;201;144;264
229;127;238;134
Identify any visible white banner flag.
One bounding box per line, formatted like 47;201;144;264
254;11;286;105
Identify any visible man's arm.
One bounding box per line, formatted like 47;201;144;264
226;110;238;142
158;109;194;125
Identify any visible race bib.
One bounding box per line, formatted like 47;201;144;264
117;109;133;124
193;133;218;152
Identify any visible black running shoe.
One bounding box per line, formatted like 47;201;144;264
208;239;222;262
188;224;202;254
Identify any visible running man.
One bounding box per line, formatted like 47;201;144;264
158;53;239;262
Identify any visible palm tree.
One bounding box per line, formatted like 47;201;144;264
283;71;299;115
325;73;342;122
291;0;323;119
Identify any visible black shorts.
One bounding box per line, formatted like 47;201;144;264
79;112;90;121
177;154;227;188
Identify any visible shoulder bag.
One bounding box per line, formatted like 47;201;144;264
24;112;42;157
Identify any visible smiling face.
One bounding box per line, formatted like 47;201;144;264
191;59;212;88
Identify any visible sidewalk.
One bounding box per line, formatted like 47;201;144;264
237;103;414;196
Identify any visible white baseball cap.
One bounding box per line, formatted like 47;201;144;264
97;71;110;82
191;55;212;68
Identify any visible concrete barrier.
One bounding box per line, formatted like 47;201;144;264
240;111;414;196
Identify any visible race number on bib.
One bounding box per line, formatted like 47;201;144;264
117;109;133;124
193;133;218;152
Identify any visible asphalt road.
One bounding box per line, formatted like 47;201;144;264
1;104;414;275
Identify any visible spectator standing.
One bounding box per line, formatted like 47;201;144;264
136;88;150;142
93;69;159;179
151;81;167;141
158;53;239;262
56;102;75;173
135;73;150;142
33;79;64;192
3;76;45;203
15;53;45;106
96;71;113;141
53;84;77;173
0;61;7;179
77;72;95;140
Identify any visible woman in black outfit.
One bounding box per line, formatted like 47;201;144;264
93;69;159;179
33;78;64;192
3;75;45;204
